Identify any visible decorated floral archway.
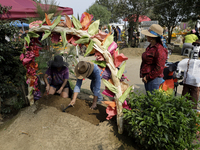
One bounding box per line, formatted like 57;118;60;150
20;12;133;134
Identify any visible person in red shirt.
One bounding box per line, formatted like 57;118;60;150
140;24;168;93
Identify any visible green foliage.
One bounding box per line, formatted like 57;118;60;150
0;20;27;113
95;0;121;23
149;0;194;44
86;3;111;26
33;0;61;21
123;90;200;150
0;4;12;14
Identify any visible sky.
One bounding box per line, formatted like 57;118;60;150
56;0;96;17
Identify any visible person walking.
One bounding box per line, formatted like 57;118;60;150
140;24;168;93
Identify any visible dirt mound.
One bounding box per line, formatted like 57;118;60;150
36;94;108;125
0;94;136;150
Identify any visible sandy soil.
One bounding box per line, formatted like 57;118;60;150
0;47;192;150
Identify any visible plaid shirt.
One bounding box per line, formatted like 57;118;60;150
140;43;168;81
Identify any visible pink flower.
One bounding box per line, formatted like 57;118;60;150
108;42;117;55
106;106;117;120
122;100;131;110
22;58;32;66
102;89;115;97
113;51;128;68
29;20;42;28
20;53;25;61
91;30;107;41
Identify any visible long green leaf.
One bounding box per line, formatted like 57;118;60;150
119;85;132;103
102;78;118;94
102;34;114;50
50;15;61;30
91;60;106;68
60;31;67;49
41;30;51;41
27;31;39;38
72;15;82;30
88;20;100;36
75;35;90;44
117;61;126;79
84;40;94;57
24;34;30;46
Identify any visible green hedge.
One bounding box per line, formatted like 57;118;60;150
123;90;200;150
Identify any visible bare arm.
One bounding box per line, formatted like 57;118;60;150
43;74;50;92
57;79;68;94
69;92;78;106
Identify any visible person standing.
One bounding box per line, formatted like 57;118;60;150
181;29;199;55
117;26;121;41
112;26;119;43
140;24;168;93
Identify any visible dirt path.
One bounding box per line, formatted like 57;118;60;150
0;47;188;150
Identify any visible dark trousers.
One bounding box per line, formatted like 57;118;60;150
182;84;199;109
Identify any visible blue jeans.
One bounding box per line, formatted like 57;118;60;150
144;77;163;94
90;79;103;102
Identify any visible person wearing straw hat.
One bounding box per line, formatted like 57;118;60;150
43;55;71;98
69;61;104;110
140;24;168;93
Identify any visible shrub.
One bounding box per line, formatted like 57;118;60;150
123;90;200;150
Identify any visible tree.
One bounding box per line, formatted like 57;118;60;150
150;0;194;43
116;0;149;46
95;0;121;23
86;3;111;26
33;0;61;21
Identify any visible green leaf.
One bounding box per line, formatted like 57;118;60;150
41;30;51;41
157;114;161;126
119;85;132;103
102;34;114;50
60;31;67;49
72;15;82;30
27;32;39;38
102;78;118;94
91;60;106;68
88;20;100;36
50;15;61;30
117;61;126;79
84;40;95;57
116;48;119;55
24;34;30;46
75;35;90;44
42;13;54;24
139;121;145;126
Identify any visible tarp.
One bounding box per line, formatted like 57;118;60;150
0;0;73;20
10;20;29;27
123;15;151;22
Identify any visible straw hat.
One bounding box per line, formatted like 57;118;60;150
74;61;94;79
141;24;163;37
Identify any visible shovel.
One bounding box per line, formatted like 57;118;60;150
62;104;73;112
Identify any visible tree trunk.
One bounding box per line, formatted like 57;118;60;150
168;26;172;44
